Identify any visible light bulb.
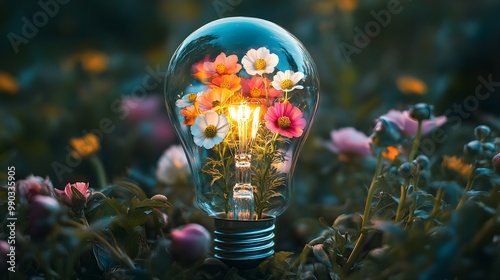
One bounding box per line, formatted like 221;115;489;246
164;17;319;268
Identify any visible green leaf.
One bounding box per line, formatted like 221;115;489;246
131;197;171;209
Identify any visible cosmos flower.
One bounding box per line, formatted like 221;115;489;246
240;76;281;99
197;88;234;111
241;47;279;76
379;110;447;137
323;127;372;161
180;105;199;125
190;111;229;149
203;52;242;76
176;92;199;108
156;145;191;185
271;70;304;92
210;74;241;92
264;102;306;138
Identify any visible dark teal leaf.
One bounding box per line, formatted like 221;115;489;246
93;243;118;272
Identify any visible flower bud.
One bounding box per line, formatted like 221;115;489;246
151;194;169;204
28;195;61;240
55;182;90;210
474;125;491;141
482;142;495;158
398;162;413;179
464;140;483;157
474;168;490;177
414;155;430;170
171;223;211;265
371;118;403;152
492;153;500;173
408;103;433;121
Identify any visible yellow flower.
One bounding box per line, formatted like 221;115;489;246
0;72;19;95
382;146;399;161
397;76;427;95
70;133;100;158
442;156;473;178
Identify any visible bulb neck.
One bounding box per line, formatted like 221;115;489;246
212;213;276;269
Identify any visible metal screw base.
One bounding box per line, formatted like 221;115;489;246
212;213;276;269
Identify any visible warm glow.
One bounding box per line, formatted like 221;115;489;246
228;103;261;141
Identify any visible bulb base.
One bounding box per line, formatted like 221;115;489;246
212;213;276;269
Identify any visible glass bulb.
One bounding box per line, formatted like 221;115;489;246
164;17;319;267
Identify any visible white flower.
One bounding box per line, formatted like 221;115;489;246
241;47;279;76
271;70;304;92
175;92;199;108
156;145;190;185
190;111;229;149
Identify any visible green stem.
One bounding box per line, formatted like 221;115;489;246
63;218;135;269
361;153;384;228
290;244;312;270
425;188;444;232
456;177;475;209
408;120;422;162
343;153;384;273
395;178;409;223
90;156;107;189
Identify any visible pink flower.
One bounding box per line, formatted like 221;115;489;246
240;76;281;99
171;223;211;264
55;182;90;206
264;102;306;138
380;110;447;137
324;127;372;161
18;175;53;202
199;52;242;82
121;95;162;124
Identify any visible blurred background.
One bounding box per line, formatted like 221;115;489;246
1;0;500;251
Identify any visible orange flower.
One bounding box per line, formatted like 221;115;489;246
70;133;100;158
180;105;199;125
442;156;473;178
0;72;19;95
397;76;427;95
382;146;400;161
210;74;241;92
337;0;358;12
197;88;234;111
80;50;109;73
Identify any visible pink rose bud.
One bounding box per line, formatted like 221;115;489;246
170;223;211;264
55;182;90;208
